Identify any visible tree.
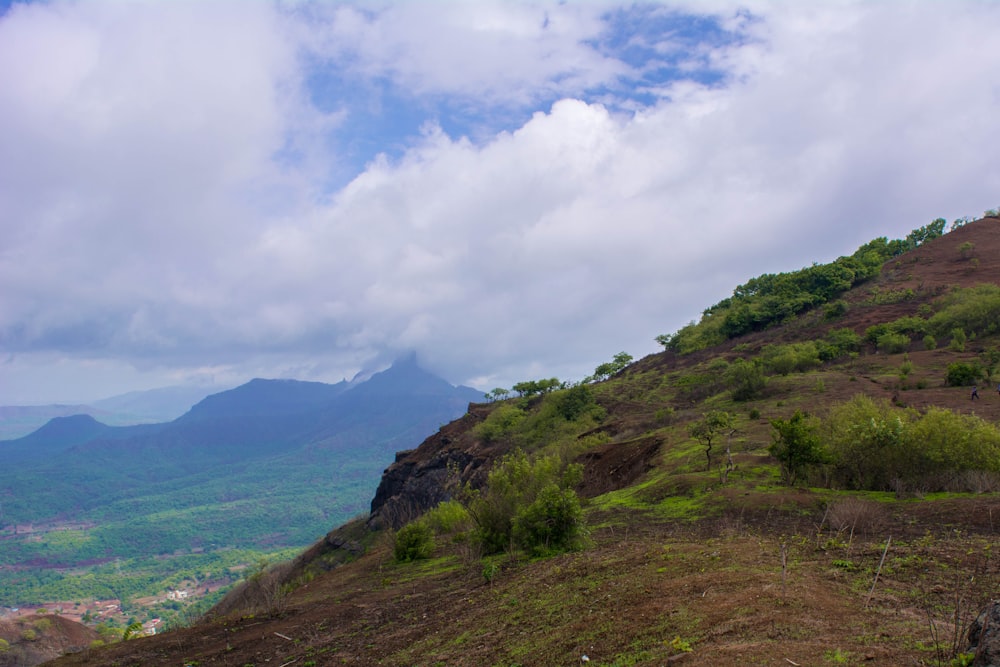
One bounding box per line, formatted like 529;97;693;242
689;411;734;472
588;352;633;383
486;387;511;402
769;411;827;485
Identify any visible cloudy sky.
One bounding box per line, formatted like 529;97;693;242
1;0;999;405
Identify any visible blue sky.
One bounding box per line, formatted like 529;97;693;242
1;1;1000;405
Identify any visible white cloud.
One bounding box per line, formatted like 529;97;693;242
2;1;1000;404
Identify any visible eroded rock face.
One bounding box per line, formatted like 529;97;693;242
967;600;1000;666
366;405;501;530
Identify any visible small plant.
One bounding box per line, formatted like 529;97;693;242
668;636;693;653
824;647;851;663
748;408;761;420
950;652;975;667
923;334;937;350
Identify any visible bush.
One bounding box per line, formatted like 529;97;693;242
394;521;435;562
821;395;1000;492
553;385;596;421
876;332;911;354
819;328;862;361
512;483;583;556
463;449;584;556
769;411;827;485
949;327;967;352
727;358;767;401
473;404;525;443
423;500;471;535
922;334;937;350
945;362;982;387
761;342;821;375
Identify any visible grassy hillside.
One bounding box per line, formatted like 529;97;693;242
48;215;1000;667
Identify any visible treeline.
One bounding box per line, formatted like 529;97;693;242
656;219;953;354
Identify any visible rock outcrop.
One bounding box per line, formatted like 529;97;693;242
967;600;1000;667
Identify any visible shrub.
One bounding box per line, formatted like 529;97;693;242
930;285;1000;339
949;327;967;352
394;521;435;562
727;358;767;401
876;332;911;354
463;449;584;556
512;483;583;556
823;395;911;490
945;362;982;387
769;411;827;485
553;385;596;421
822;395;1000;492
473;404;525;443
824;300;848;320
761;342;821;375
423;500;472;535
819;328;862;361
864;323;890;344
922;334;937;350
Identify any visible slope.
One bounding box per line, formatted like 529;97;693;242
47;215;1000;666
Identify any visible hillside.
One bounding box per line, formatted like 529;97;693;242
0;614;97;667
45;216;1000;666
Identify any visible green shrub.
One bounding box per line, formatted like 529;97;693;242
727;358;767;401
463;449;584;556
819;328;862;361
769;411;827;485
930;285;1000;339
950;327;967;352
473;404;525;443
512;483;583;556
876;332;911;354
824;300;848;320
864;323;890;344
822;395;1000;491
922;334;937;350
762;342;821;375
552;385;596;421
823;395;911;491
423;500;472;535
0;638;9;653
945;362;982;387
393;521;435;562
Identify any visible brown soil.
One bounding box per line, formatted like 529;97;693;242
44;497;1000;667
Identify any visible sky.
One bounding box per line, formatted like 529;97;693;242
1;0;999;405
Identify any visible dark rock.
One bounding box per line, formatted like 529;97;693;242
967;600;1000;666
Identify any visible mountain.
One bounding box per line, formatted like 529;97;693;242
0;360;482;620
0;385;224;441
44;216;1000;666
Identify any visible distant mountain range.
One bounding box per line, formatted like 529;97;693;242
0;358;483;606
0;385;227;440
